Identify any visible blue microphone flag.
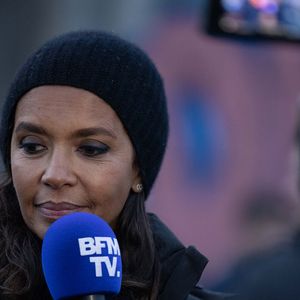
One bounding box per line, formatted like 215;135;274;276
42;212;122;300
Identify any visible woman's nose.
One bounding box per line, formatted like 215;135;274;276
41;149;77;189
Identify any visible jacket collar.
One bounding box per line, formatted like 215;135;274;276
148;213;208;300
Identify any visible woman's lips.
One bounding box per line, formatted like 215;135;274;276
36;202;86;219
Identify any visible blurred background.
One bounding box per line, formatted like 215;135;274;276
1;0;300;289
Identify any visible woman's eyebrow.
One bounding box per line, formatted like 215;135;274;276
71;127;117;139
14;122;117;139
14;121;47;135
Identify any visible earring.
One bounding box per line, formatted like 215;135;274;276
136;183;143;193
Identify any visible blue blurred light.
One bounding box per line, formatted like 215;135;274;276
263;2;279;14
177;87;227;187
222;0;244;12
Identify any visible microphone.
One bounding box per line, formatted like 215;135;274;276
42;212;122;300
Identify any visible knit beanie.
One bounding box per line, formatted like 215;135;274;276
0;30;169;198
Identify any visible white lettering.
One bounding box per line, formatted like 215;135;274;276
89;256;118;277
106;257;117;276
94;237;107;255
95;237;120;255
110;238;120;256
78;237;96;256
78;237;120;256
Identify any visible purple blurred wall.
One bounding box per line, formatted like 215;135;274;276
145;17;300;284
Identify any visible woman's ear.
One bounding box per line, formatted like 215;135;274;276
131;161;143;193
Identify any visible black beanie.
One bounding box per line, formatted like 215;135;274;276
0;30;169;198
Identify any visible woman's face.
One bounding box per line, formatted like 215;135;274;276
10;86;140;239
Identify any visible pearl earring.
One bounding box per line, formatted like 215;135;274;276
136;183;143;193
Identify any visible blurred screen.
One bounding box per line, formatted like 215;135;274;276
206;0;300;42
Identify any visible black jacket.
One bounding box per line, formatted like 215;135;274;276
149;213;234;300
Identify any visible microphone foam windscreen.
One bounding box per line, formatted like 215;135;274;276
42;212;122;300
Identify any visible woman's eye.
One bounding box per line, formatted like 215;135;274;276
78;143;109;157
19;139;46;155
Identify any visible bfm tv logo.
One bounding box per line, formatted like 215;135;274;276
78;237;121;277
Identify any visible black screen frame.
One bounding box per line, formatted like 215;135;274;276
204;0;300;44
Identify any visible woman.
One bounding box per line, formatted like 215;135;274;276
0;31;230;299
